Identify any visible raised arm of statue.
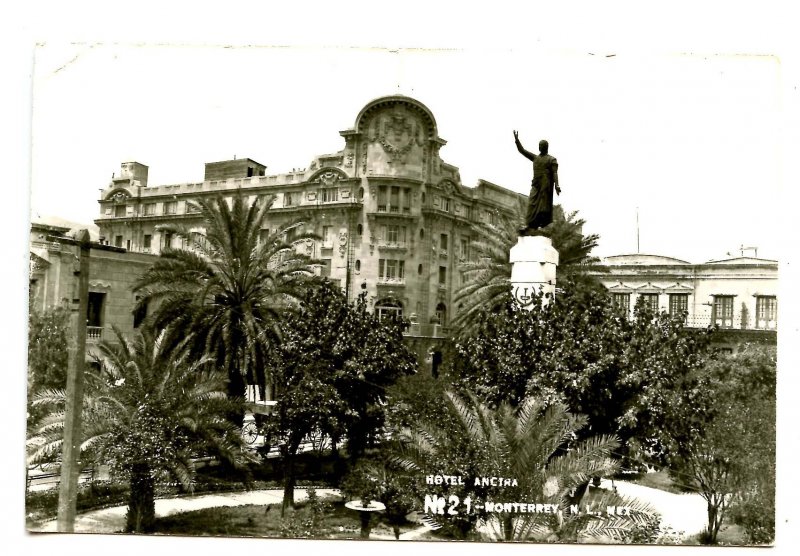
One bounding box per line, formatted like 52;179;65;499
513;130;536;162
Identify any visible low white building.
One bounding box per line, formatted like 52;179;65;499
594;254;777;350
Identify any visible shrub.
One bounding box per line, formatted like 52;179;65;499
729;496;775;545
279;488;332;538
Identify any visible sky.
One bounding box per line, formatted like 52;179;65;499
29;43;783;263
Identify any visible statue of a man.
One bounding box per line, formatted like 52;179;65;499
514;130;560;235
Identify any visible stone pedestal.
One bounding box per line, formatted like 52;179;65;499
509;235;559;309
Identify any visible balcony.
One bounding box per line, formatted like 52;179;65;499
404;323;451;339
377;277;406;286
682;314;777;331
377;241;408;252
86;326;104;342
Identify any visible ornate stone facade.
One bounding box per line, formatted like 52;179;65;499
94;96;525;367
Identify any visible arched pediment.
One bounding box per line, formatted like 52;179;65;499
308;167;349;185
104;188;134;202
376;297;403;308
352;96;441;143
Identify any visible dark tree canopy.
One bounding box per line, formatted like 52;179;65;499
664;345;776;544
264;280;417;511
27;303;71;394
448;289;716;457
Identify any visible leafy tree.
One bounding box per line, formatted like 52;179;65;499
452;201;602;339
448;290;716;463
393;391;653;542
264;280;417;514
27;303;71;394
27;326;248;533
665;345;776;544
133;193;318;414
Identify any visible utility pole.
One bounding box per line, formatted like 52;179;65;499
57;229;91;532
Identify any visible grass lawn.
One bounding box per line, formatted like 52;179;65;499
153;497;419;540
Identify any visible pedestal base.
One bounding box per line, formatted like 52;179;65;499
509;235;559;309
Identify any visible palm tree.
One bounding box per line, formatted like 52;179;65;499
452;201;602;339
27;326;247;533
394;391;653;542
133;193;319;408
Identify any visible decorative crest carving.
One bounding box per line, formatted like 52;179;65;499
369;109;424;164
319;170;339;186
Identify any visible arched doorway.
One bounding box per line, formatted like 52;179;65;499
375;298;403;321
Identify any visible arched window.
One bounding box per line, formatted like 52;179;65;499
357;223;363;236
375;298;403;321
420;228;425;240
418;263;423;275
355;260;361;272
435;302;447;325
422;192;426;204
357;187;364;200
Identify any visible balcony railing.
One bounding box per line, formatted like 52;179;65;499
681;314;777;331
86;326;103;341
404;323;451;339
377;277;406;286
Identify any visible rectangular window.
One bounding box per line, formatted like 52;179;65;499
164;201;177;215
387;225;398;244
669;293;688;319
114;205;126;217
126;239;131;251
143;234;152;249
379;259;404;280
322;226;332;245
247;167;254;178
755;296;777;329
320;259;331;278
639;293;659;313
377;186;387;212
712;295;734;329
443;198;451;212
284;192;293;206
143;203;156;216
87;292;105;328
114;235;123;248
390;186;400;212
460;238;469;260
321;188;338;202
403;187;411;213
439;265;447;285
440;233;448;252
386;259;397;279
612;293;630;314
163;231;173;249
